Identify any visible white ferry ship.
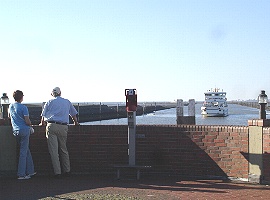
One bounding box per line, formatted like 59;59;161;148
201;88;228;117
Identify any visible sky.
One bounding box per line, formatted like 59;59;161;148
1;0;270;103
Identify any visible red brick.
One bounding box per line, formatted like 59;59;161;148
27;124;252;180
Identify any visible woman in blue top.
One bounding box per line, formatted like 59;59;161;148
8;90;36;180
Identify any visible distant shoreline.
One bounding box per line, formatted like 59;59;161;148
27;103;176;125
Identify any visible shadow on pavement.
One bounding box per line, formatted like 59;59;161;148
1;174;270;200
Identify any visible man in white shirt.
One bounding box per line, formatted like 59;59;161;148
40;87;79;178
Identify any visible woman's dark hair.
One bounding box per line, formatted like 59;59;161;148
13;90;24;102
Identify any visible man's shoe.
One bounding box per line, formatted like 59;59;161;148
54;174;62;179
18;175;31;180
62;172;71;177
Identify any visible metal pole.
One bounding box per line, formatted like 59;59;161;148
99;102;102;121
259;103;266;119
77;103;80;122
128;111;136;166
117;103;119;119
2;104;8;119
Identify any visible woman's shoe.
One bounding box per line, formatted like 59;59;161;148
18;175;31;180
29;172;37;177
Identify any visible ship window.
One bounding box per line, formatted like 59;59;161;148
212;102;219;106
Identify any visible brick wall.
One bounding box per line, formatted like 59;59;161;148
29;124;249;179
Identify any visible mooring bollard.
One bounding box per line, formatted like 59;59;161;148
176;99;196;125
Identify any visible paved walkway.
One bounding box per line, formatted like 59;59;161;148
1;174;270;200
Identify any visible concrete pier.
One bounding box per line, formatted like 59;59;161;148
176;99;196;125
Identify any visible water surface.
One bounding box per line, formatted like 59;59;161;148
81;104;264;126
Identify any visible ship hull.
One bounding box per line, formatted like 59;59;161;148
201;107;228;117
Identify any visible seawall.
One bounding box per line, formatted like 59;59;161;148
2;120;270;184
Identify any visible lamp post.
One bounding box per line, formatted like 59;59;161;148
1;93;9;119
258;90;268;119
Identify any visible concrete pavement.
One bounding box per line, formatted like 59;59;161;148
1;174;270;200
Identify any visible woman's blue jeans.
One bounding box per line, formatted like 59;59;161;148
14;128;35;177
